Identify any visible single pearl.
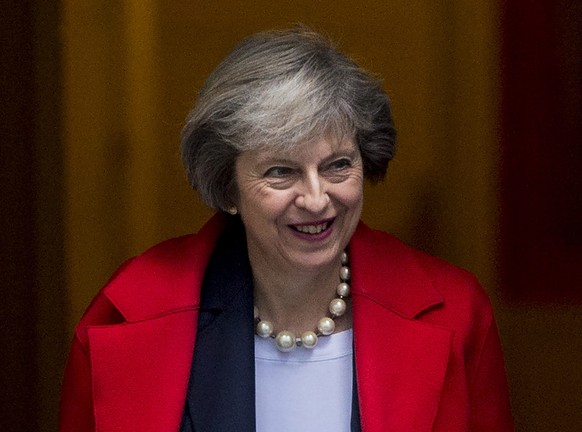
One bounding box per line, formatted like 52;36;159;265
329;298;347;317
275;330;296;352
256;320;274;338
341;251;349;265
337;282;350;297
317;317;335;335
340;266;350;281
301;331;318;349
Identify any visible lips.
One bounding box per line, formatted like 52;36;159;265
289;217;335;235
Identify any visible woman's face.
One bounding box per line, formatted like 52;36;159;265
235;136;364;273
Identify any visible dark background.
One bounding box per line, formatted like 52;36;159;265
1;1;580;430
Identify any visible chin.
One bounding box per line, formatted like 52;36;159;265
288;249;341;272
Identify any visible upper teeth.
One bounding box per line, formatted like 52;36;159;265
296;223;328;234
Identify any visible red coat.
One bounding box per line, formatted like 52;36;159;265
59;215;513;431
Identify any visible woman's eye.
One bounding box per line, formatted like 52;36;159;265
328;158;351;170
264;166;294;178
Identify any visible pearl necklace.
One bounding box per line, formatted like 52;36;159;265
254;251;351;352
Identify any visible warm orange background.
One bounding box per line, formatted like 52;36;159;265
2;1;580;431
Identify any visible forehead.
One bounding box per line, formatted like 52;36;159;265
250;135;358;162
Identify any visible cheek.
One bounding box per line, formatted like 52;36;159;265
240;187;295;219
349;194;364;218
341;179;364;208
262;190;296;214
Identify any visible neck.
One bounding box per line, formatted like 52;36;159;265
249;252;352;336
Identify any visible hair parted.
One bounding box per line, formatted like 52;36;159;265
181;26;396;211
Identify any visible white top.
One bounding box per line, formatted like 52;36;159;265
255;329;354;432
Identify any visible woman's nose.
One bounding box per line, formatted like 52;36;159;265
295;173;330;213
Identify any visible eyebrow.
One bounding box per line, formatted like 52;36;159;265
258;149;359;166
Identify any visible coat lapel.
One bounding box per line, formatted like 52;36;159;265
352;303;452;431
88;214;227;431
350;222;452;431
89;311;198;431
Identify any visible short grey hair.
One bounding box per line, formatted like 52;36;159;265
181;27;396;211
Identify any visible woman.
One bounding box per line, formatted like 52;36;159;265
59;28;513;431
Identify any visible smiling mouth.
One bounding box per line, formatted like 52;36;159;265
289;218;335;234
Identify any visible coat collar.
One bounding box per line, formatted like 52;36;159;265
102;213;226;322
103;216;444;323
349;221;444;318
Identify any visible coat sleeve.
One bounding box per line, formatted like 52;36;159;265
469;316;514;431
59;333;95;431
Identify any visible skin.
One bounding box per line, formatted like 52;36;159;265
235;135;364;334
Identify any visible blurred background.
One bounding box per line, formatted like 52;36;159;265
2;0;581;430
